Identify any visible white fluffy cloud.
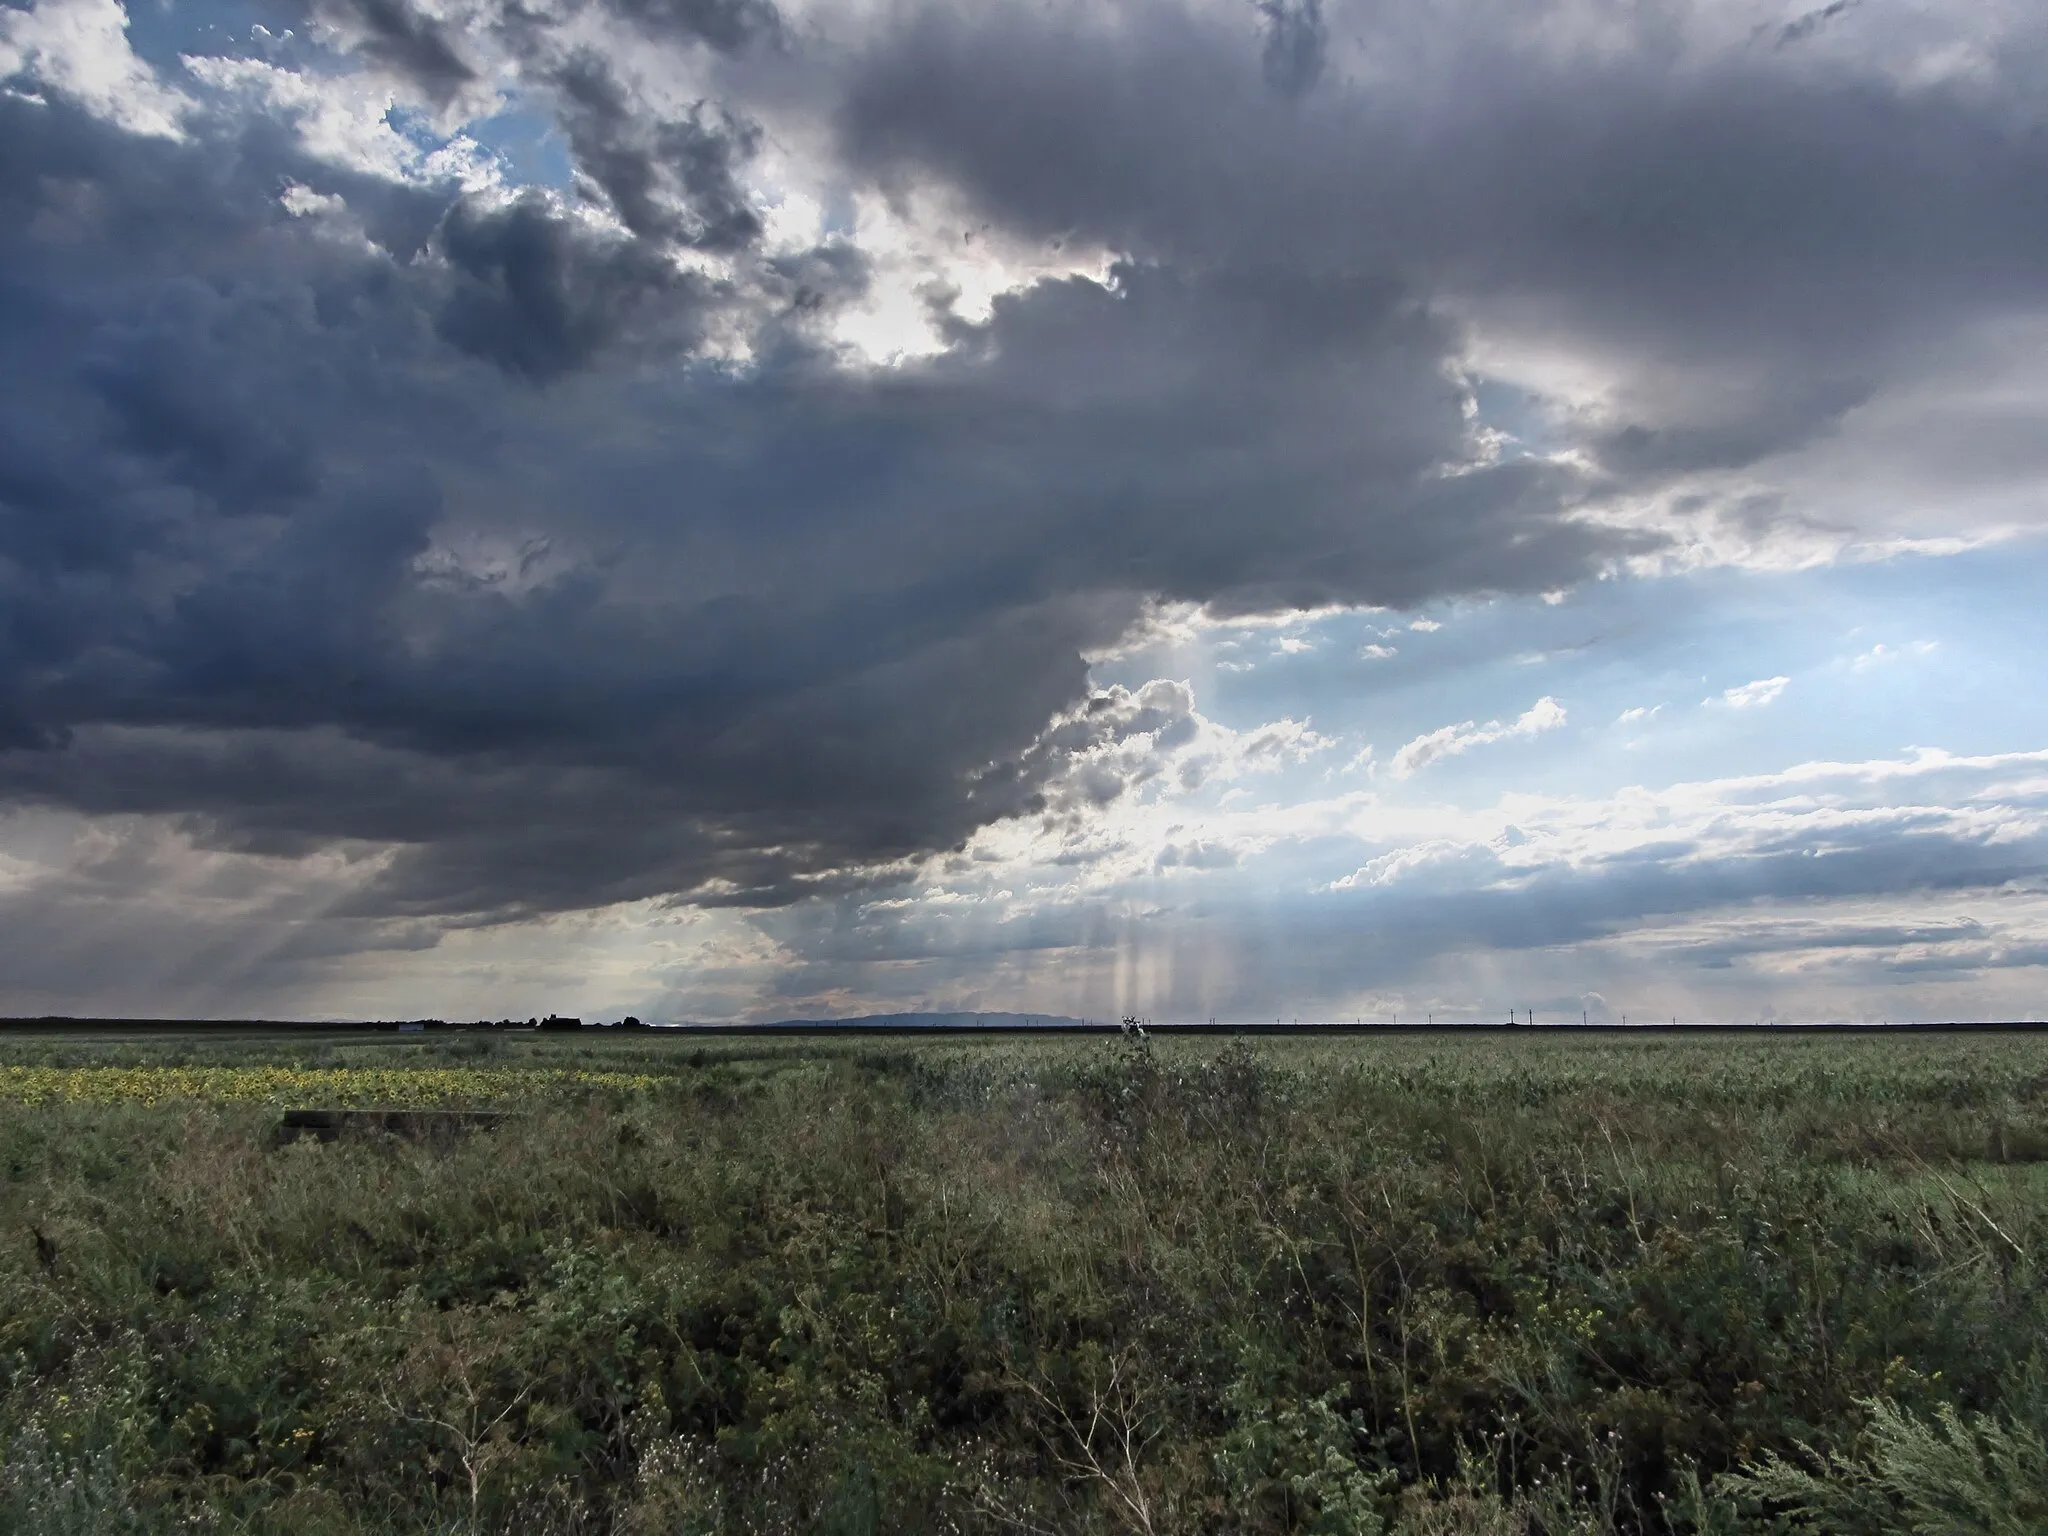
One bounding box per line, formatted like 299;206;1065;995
1390;697;1567;778
1714;676;1791;709
0;0;189;137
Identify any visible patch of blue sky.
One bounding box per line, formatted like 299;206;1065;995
125;0;310;72
1089;537;2048;812
381;102;448;154
459;102;577;191
1466;376;1553;458
813;184;863;241
123;1;566;194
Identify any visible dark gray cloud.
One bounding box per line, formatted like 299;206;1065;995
549;52;763;250
602;0;785;54
0;69;1607;916
836;1;2048;479
434;189;721;379
312;0;479;102
1257;0;1327;99
0;0;2044;968
302;0;786;93
1773;0;1863;51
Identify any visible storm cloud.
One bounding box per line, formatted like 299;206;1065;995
1;0;2045;1016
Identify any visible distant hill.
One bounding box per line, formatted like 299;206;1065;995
689;1011;1096;1031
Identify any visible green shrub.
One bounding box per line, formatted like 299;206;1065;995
1720;1393;2048;1534
0;1428;152;1535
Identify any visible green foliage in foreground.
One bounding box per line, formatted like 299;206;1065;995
2;1029;2047;1533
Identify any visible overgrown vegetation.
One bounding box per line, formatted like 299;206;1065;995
3;1028;2046;1533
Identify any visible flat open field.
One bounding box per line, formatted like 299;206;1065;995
3;1029;2046;1534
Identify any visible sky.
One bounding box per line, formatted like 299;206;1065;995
2;0;2047;1024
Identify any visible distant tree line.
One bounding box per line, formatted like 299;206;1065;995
386;1015;646;1032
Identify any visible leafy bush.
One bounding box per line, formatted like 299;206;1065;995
1720;1393;2048;1533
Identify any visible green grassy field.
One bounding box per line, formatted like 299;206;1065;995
3;1028;2046;1533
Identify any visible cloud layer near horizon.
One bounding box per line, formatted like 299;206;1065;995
1;0;2046;1018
